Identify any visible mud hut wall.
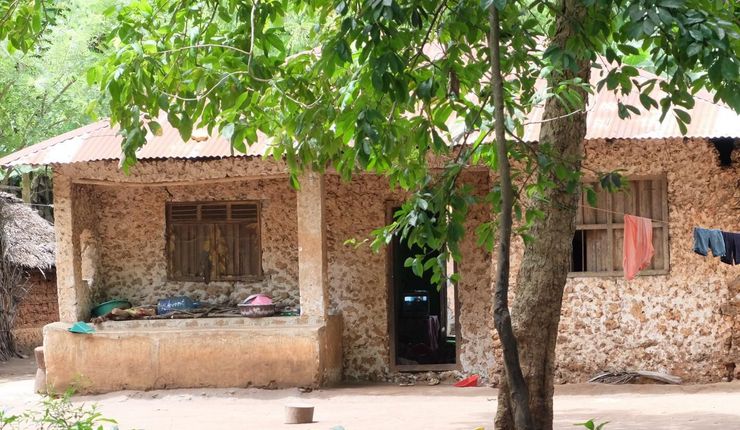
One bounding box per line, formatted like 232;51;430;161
553;137;739;383
89;179;299;307
12;272;58;352
325;171;493;381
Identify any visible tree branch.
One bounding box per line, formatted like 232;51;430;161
489;5;533;430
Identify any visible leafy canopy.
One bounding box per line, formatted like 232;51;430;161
0;0;112;157
87;0;738;281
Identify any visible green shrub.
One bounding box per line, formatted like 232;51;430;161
576;419;609;429
0;389;116;430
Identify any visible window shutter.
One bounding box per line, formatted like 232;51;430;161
167;201;262;281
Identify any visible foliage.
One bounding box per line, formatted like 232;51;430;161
0;0;112;158
0;389;117;430
0;0;64;53
576;419;609;430
89;0;739;287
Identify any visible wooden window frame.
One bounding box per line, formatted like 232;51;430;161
166;200;263;282
569;174;670;278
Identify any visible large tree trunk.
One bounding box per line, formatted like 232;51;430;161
495;1;590;429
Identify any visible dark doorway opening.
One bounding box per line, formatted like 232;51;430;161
389;207;458;370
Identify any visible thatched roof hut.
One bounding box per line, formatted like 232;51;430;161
0;192;55;272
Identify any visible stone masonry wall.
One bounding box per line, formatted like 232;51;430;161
55;159;298;308
553;138;739;383
94;178;298;306
56;159;494;381
53;138;738;384
325;171;493;381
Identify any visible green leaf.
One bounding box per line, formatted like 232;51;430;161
617;44;639;56
721;58;738;80
148;121;163;136
639;93;657;110
586;188;597;207
674;108;691;124
179;114;193;142
335;39;352;63
660;0;683;8
686;43;702;57
221;123;235;140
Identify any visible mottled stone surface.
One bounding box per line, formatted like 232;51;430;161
552;138;740;383
93;178;299;307
325;171;493;381
49;137;738;384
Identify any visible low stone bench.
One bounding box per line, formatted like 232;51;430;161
41;315;342;394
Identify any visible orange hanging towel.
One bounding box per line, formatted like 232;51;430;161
623;215;654;280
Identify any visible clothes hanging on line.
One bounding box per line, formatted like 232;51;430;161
721;231;740;266
623;215;654;280
693;227;726;257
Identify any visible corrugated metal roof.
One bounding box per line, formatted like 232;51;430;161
521;67;740;141
0;118;270;167
1;67;737;168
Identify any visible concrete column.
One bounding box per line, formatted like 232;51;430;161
53;173;85;322
297;172;329;318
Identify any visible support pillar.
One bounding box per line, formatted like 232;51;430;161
297;172;329;318
53;173;86;322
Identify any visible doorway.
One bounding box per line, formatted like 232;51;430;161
388;206;459;371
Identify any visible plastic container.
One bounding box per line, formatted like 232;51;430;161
157;296;200;315
90;299;132;317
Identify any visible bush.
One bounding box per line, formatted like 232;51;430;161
0;389;116;430
576;419;609;429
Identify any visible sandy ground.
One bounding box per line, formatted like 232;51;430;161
3;358;740;430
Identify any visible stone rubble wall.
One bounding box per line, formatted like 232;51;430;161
552;138;739;383
325;171;494;381
51;137;738;384
92;178;299;307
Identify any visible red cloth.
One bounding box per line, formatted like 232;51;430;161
623;215;654;280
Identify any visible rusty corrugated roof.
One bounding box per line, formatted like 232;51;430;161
521;67;739;141
1;67;737;168
0;118;270;167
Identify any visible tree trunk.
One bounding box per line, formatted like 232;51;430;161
495;1;590;429
489;5;533;430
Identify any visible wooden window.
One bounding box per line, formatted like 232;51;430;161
166;201;261;281
570;175;669;277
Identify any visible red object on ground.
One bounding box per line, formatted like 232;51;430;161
454;374;479;387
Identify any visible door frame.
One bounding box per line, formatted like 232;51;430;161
385;201;461;372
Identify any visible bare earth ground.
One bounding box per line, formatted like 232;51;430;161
3;358;740;430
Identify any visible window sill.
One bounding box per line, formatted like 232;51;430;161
567;269;669;278
167;276;266;283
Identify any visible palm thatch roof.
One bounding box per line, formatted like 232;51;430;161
0;192;55;271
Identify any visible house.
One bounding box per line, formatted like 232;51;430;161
0;72;737;393
0;192;57;353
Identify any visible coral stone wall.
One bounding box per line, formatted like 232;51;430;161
55;159;298;308
12;272;58;352
52;138;737;384
93;178;299;306
553;138;740;383
325;171;494;381
56;159;494;381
